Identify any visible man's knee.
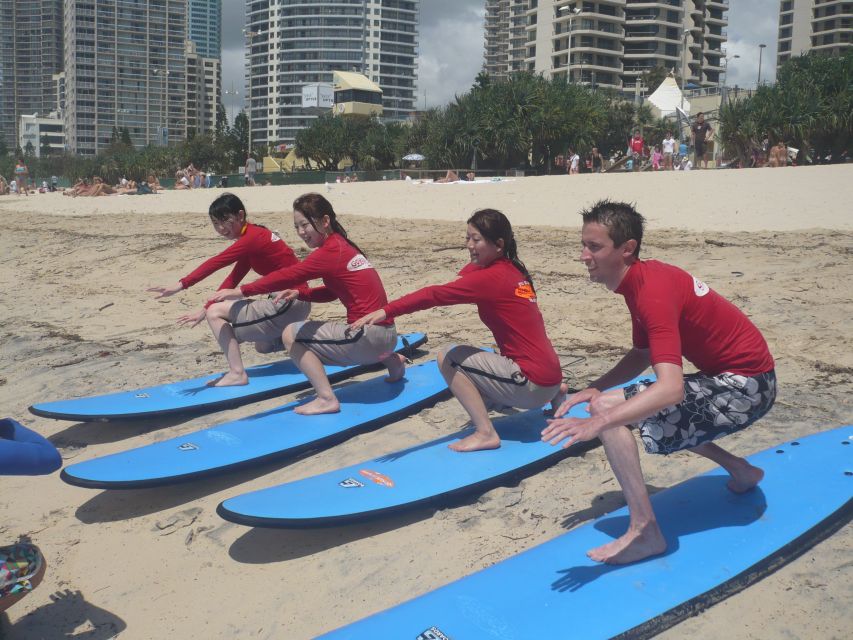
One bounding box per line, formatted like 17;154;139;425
588;389;627;416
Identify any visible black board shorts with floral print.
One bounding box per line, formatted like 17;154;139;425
624;370;776;455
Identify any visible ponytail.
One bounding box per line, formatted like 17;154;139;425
293;193;367;256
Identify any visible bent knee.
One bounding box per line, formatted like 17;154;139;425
436;344;461;369
588;389;626;416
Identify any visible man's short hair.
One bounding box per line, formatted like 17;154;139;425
580;200;645;257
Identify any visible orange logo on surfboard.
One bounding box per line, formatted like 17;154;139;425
359;469;395;488
514;281;536;301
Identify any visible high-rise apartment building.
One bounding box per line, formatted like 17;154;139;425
245;0;420;147
186;40;220;137
777;0;852;67
188;0;221;59
484;0;729;91
0;0;64;150
64;0;188;155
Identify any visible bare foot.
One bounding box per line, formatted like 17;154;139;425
448;431;501;452
384;353;406;383
587;522;666;564
295;396;340;415
207;372;249;387
727;463;764;493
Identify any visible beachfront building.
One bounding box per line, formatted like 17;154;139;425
64;0;189;155
484;0;530;77
186;40;221;137
188;0;221;59
777;0;853;67
244;0;420;148
0;0;64;151
18;112;65;157
483;1;729;91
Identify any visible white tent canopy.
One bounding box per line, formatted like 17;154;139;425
647;76;690;117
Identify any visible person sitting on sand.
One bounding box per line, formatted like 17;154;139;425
434;170;460;183
210;193;405;412
147;174;162;191
0;175;8;195
768;141;788;168
0;418;62;614
87;176;115;197
148;193;310;387
541;200;776;564
174;170;191;190
62;178;88;197
351;209;566;452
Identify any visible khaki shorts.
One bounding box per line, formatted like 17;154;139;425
440;344;560;410
229;297;311;351
293;321;397;366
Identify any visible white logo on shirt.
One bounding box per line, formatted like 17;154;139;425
693;276;710;297
347;254;373;271
270;231;282;242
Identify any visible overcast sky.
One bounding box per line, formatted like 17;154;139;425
221;0;779;118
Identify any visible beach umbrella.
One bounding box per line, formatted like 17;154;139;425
402;153;425;162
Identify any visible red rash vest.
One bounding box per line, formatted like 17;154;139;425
383;259;562;387
240;232;392;325
615;260;774;376
179;222;305;293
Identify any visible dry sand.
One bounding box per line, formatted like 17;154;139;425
1;165;851;639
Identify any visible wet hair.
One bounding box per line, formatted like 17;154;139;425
292;192;366;256
580;199;645;257
467;208;535;291
209;192;247;222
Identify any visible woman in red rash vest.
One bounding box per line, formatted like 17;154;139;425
148;193;310;386
352;209;565;452
211;193;405;415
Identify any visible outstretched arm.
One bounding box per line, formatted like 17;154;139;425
147;283;183;298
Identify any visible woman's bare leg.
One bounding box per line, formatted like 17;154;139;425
438;349;500;452
283;324;339;415
205;301;248;386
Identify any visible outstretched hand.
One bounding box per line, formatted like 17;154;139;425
177;309;206;328
350;309;387;332
209;288;243;304
273;289;299;305
541;415;602;449
148;283;183;298
553;386;601;418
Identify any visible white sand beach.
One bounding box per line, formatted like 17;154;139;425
1;164;851;639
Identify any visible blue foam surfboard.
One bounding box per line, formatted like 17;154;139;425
216;376;651;528
317;425;853;640
60;359;447;489
29;333;426;422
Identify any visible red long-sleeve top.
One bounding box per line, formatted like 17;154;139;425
179;222;305;293
383;259;562;387
240;233;392;325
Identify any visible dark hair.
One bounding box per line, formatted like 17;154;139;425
580;199;645;257
467;208;534;291
209;192;247;222
292;192;366;256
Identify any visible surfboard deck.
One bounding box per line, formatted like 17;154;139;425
216;376;651;528
317;425;853;640
29;333;426;422
60;359;447;489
